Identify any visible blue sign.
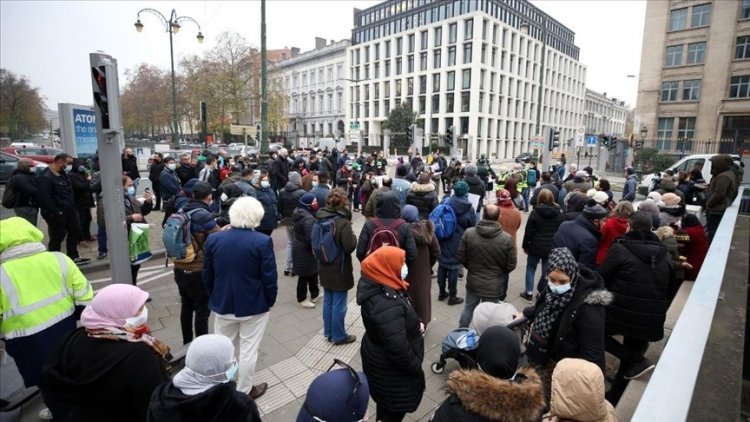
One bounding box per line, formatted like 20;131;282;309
72;109;97;159
586;135;598;147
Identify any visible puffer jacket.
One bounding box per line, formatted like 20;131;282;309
438;196;478;267
316;207;357;291
356;192;418;265
405;182;439;219
705;154;739;214
543;358;616;422
356;276;424;414
597;230;675;342
522;203;562;258
278;181;305;222
552;215;602;269
432;368;545;422
9;169;37;208
463;175;485;212
458;220;517;298
254;186;278;231
292;207;317;277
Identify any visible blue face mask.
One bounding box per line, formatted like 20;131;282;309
225;362;239;381
127;186;136;197
401;263;409;280
548;282;572;295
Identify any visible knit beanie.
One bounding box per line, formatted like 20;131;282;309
401;204;419;223
661;192;681;206
465;164;478;177
475;326;521;379
582;199;608;220
497;189;513;207
288;171;302;186
396;165;408;177
453;181;469;197
299;192;316;208
470;302;519;335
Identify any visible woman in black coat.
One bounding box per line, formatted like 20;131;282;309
357;246;425;422
68;158;96;241
292;193;321;308
405;172;439;219
521;189;562;299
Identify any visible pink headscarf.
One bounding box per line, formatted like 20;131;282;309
80;284;149;330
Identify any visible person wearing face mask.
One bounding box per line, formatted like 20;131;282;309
522;247;612;376
252;172;279;236
68;158;96;243
122;176;153;285
279;172;306;276
121;147;141;189
357;246;425;422
8;158;40;225
310;171;331;214
148;153;165;210
552;199;609;270
147;334;262;422
37;153;89;263
292;193;322;308
160;156;182;203
43;284;171;422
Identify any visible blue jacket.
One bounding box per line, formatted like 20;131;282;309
438;196;477;266
622;174;637;202
255;187;278;231
310;185;330;211
552;214;602;269
203;229;278;317
391;177;412;205
159;168;181;201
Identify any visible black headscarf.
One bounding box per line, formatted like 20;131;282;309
475;326;521;379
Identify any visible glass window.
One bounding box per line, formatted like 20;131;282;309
374;83;380;99
408;55;414;73
464;18;473;40
448;46;456;66
661;81;679;102
421;31;428;50
677;117;695;139
686;42;705;64
397;37;403;55
463;43;472;64
433;49;442;67
432;94;440;113
420;75;427;94
669;8;688;31
385;40;391;58
433;73;440;91
449;23;457;44
374;63;380;79
665;45;683;67
691;4;711;27
407;77;414;95
461;91;470;112
396;57;402;75
409;34;415;53
420;52;427;70
682;79;701;101
744;0;750;19
730;75;750;98
737;36;750;59
462;69;471;89
364;46;370;63
419;96;426;114
434;27;442;47
657;117;674;139
446;93;455;112
396;80;402;97
447;71;455;91
384;81;390;98
385;59;391;77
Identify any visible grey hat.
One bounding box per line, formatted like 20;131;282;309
465;164;478;177
582;199;608;220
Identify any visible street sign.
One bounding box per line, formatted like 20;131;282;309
587;135;598;148
58;103;98;160
350;122;360;131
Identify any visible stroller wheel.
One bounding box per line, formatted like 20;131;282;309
431;362;445;374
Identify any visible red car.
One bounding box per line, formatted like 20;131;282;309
1;147;63;164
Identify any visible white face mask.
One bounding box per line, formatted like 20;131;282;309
260;180;270;189
167;163;176;171
124;306;149;328
312;181;319;188
65;165;72;172
220;193;228;202
401;263;409;280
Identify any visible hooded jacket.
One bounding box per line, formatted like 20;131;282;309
67;168;95;210
552;215;602;270
9;168;38;208
406;181;439;219
316;207;357;291
147;381;261;422
463;175;486;212
174;200;219;272
278;181;305;221
543;358;616;422
292;206;318;277
595;216;629;266
522;204;562;257
597;230;674;341
458;220;517;298
438;195;478;266
160;167;182;201
622;173;637;202
406;219;440;326
357;192;418;265
705;154;739;214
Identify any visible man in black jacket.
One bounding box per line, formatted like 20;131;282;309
269;148;289;192
9;158;39;225
121;147;140;188
278;172;305;276
529;172;560;206
356;191;418;265
36;153;88;263
149;153;164;210
176;153;197;186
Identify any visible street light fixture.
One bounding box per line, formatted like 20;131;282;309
640;125;648;140
134;8;204;144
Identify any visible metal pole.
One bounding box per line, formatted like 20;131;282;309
260;0;268;153
169;10;179;145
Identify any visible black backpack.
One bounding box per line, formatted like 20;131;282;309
2;176;16;209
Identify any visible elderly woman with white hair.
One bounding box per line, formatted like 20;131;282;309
203;196;278;400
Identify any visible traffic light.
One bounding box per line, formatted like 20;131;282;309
549;128;560;151
601;136;609;148
445;125;454;147
610;136;618;150
91;66;111;129
406;124;414;145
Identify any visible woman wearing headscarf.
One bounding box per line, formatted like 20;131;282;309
401;204;440;327
297;360;370;422
432;326;546;422
522;247;612;374
147;334;261;422
43;284;170;422
356;246;425;422
292;193;321;308
542;358;617;422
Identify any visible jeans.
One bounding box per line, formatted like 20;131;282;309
459;290;501;327
97;222;107;254
525;254;550;294
353;186;361;210
521;188;530;211
705;212;723;245
214;312;270;394
14;206;38;226
322;288;348;342
46;212;81;259
605;335;650;405
174;269;210;344
437;265;459;297
297;274;320;302
285;224;294;272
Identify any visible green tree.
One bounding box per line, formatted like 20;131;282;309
634;147;675;175
0;68;46;138
382;102;416;150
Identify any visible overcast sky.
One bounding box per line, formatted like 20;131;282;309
0;0;645;110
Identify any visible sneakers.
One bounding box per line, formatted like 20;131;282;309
298;299;315;309
520;292;534;302
38;408;53;421
447;296;464;306
96;252;107;260
333;334;357;345
73;257;91;264
624;358;655;380
437;292;448;301
249;383;268;400
310;295;321;303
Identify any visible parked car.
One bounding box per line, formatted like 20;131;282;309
0;152;47;183
2;146;62;164
514;152;533;163
637;153;742;197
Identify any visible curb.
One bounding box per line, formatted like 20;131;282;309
79;249;167;274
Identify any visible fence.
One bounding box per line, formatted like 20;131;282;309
608;137;749;173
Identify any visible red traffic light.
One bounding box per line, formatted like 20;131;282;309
91;66;110;129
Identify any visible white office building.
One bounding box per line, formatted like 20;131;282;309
346;0;586;160
584;89;628;138
271;38;350;145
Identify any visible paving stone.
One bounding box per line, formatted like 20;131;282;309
255;383;296;415
254;368;282;387
283;368;318;398
296;346;329;368
307;333;334;352
269;356;308;379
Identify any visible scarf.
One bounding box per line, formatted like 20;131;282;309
530;248;580;346
86;326;172;362
361;246;408;291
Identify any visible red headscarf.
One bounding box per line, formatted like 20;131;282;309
361;246;408;291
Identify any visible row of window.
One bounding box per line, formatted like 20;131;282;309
290;63;345;90
584;99;627;121
292;92;343;115
665;42;705;67
657;117;696;140
661;79;702;102
730;75;750;99
669;3;711;31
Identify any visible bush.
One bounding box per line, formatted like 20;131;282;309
634;148;675;175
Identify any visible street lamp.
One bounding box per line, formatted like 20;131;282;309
134;9;204;145
340;77;367;154
640;125;648;140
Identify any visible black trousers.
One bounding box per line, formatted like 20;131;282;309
46;212;81;259
78;208;92;240
297;274;320;302
151;180;162;209
174;269;210;345
131;264;141;286
376;404;406;422
605;335;649;405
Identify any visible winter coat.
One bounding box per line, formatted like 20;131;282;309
523;266;612;372
542;358;616;422
148;381;260;422
122;155;140;180
356;276;425;413
356;192;418;265
173;201;219;272
406;220;439;326
176;164;196;187
432;367;546;422
68;171;95;210
203;228;278;317
316;207;357;291
364;187;389;218
705;155;739;214
622;174;638;202
278;182;305;222
160;168;182;201
458;220;517;298
563;179;591;195
9;169;37;208
552;215;602;270
595;216;629;266
124;194;153;233
682;225;708;281
254;186;278;231
597;230;674;342
463;175;486;212
36;167;75;220
392;177;412;205
148;161;164;183
292;207;318;277
438;196;478;267
530;182;560;206
406;182;439;219
270;156;289;189
43;327;170;422
522;204;562;258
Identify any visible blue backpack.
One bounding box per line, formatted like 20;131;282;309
527;169;537;185
311;216;341;264
429;200;457;240
163;208;201;263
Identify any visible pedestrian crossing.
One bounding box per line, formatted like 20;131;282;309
89;262;174;292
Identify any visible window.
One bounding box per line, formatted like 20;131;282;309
447;71;455;91
419;75;427;94
463;43;472;63
374;43;380;61
374;63;380;78
408;55;414;73
669;8;688;31
464;19;473;40
374;83;380;99
744;0;750;19
420;31;428;50
420;52;427;70
462;69;471;89
446;93;454;112
448;46;456;66
677;117;695;139
657;117;674;139
661;81;678;102
408;34;415;53
665;45;683;67
686;42;705;64
449;23;457;44
433;73;440;91
384;81;390;98
433;49;442;67
396;80;402;97
364;46;370;63
397;37;403;55
434;27;442;47
385;60;391;77
691;4;711;27
396;57;402;75
461;92;470;112
385;40;391;58
432;94;440;113
682;80;701;101
407;77;414;95
730;75;750;98
374;100;380;117
737;36;750;59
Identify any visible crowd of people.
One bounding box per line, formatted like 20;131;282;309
1;143;741;421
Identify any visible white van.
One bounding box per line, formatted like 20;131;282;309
638;153;741;197
315;137;348;151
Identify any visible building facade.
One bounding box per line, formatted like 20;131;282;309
584;89;628;138
270;38;350;145
635;0;750;153
346;0;586;160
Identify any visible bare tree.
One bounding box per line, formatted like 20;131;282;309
0;68;46;138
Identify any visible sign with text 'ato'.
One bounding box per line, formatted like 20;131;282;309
58;103;100;159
